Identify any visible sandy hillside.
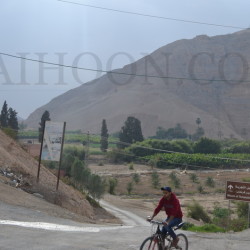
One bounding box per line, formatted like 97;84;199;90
0;130;118;224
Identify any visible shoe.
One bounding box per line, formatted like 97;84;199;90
171;237;179;248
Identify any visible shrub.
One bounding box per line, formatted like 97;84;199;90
205;176;215;188
228;218;248;232
189;173;198;183
63;146;85;161
235;201;248;218
197;185;204;193
169;171;181;188
213;206;230;219
227;142;250;153
129;162;134;170
133;173;140;184
108;178;118;195
127;182;133;195
151;171;160;189
187;200;211;223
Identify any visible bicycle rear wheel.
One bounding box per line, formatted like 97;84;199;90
176;233;188;250
140;236;162;250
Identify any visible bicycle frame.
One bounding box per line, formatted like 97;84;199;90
140;220;188;250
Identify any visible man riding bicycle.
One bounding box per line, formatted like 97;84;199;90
148;186;183;248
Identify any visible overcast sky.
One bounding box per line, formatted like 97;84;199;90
0;0;249;119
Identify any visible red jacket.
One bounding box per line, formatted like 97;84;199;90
154;193;183;218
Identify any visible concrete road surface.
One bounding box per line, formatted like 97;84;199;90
0;201;249;250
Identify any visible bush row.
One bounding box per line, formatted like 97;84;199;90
147;153;250;169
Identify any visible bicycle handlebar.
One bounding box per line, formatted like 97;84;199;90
148;220;164;225
147;219;185;230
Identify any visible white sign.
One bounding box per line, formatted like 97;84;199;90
41;121;65;162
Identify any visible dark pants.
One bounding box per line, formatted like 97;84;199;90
161;217;182;239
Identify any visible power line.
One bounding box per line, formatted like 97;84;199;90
1;52;250;84
57;0;246;30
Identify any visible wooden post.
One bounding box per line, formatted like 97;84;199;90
56;122;66;191
248;203;250;228
37;121;46;183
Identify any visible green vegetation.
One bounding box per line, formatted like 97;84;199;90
60;146;105;199
225;141;250;153
0;100;19;139
100;119;109;152
205;176;215;187
129;162;134;170
186;201;248;232
169;171;181;188
242;177;250;182
118;116;144;148
197;185;204;193
152;119;205;141
189;173;199;183
152;124;188;140
147;152;250;169
151;171;160;189
127;182;133;195
183;223;226;233
108;178;118;195
187;200;211;223
235;201;248;218
132;173;140;184
38;110;51;142
194;137;221;154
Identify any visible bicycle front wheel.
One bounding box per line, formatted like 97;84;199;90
140;236;162;250
176;233;188;250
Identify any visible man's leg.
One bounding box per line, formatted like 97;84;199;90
162;218;182;247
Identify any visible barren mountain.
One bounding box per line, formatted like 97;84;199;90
25;29;250;139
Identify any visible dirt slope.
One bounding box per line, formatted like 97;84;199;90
0;130;117;223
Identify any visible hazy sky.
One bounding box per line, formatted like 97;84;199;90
0;0;249;119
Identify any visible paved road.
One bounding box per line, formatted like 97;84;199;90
0;201;249;250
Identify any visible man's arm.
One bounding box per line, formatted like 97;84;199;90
148;198;164;220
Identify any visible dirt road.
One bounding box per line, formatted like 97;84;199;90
1;199;250;250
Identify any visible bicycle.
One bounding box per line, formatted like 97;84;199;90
140;219;188;250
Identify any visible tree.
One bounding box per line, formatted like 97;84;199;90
8;107;18;131
100;119;109;152
153;124;188;140
38;110;51;142
119;116;144;148
0;101;8;127
194;137;221;154
196;117;201;128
